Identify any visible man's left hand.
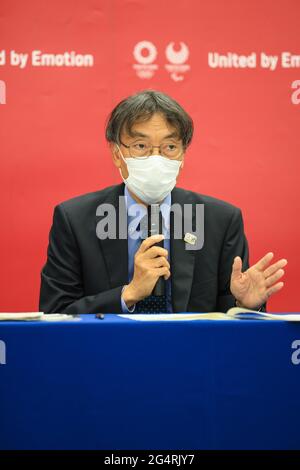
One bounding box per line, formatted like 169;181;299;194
230;252;287;309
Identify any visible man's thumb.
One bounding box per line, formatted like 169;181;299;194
232;256;242;277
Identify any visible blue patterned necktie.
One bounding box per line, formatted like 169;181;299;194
136;292;167;314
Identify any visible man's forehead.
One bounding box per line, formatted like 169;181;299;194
121;120;180;141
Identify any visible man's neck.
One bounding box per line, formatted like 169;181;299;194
127;188;167;207
127;188;148;207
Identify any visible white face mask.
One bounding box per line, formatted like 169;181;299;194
117;146;182;204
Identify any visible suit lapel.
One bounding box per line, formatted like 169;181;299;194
170;188;196;312
96;183;128;288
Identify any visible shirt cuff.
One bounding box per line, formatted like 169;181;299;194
121;285;136;313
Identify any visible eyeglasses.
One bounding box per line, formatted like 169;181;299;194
119;139;184;160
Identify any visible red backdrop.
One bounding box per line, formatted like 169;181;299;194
0;0;299;311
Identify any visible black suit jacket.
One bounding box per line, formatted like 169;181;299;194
39;183;250;314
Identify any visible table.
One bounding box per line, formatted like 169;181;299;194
0;314;300;450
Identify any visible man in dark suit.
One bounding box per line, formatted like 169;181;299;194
39;90;287;314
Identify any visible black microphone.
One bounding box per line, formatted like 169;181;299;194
148;204;165;296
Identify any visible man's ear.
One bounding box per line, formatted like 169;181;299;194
110;143;122;168
180;154;185;169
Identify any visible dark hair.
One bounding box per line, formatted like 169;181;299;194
105;89;194;149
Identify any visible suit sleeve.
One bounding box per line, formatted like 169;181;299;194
39;204;123;314
216;207;266;312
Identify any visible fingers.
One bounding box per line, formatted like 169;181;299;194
144;246;168;259
153;256;170;269
138;235;164;254
256;254;287;295
264;258;288;279
137;236;168;260
155;266;171;280
254;252;274;271
266;281;284;298
265;269;285;288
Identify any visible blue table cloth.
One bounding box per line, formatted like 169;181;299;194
0;314;300;450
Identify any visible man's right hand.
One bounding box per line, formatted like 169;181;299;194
122;234;170;308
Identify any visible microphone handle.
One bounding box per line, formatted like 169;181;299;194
152;237;165;296
148;204;165;297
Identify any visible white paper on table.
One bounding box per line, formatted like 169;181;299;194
118;313;232;321
0;312;44;321
0;312;81;321
118;311;300;322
